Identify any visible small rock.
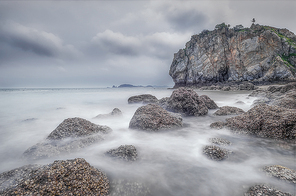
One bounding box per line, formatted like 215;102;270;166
213;106;245;116
244;184;292;196
210;121;226;129
95;108;123;118
202;145;230;161
128;94;158;104
263;165;296;184
105;145;138;162
209;138;231;146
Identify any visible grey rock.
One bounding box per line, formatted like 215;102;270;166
244;184;292;196
210;121;226;129
202;145;230;161
95;108;122;118
109;179;150;196
239;82;256;90
199;95;219;109
128;94;158;104
225;104;296;140
167;87;208;116
209;138;231;146
170;24;295;87
129;104;183;131
0;158;109;196
213;106;245;116
105;145;138;162
263;165;296;184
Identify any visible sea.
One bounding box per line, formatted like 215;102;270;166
0;87;295;195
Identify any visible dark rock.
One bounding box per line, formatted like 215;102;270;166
199;95;219;109
273;90;296;109
202;145;230;161
105;145;137;162
47;117;111;140
209;138;231;146
158;97;169;109
213;106;245;116
263;165;296;184
23;118;112;159
244;184;292;196
167;87;208;116
95;108;122;118
210;121;226;129
129;104;183;131
1;158;109;196
221;86;231;91
128;94;158;104
267;85;282;93
225;104;296;140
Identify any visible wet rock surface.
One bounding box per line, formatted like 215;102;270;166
225;104;296;140
210;121;226;129
209;138;231;146
109;179;150;196
263;165;296;184
23;118;112;159
128;94;158;104
105;145;138;162
95;108;122;118
199;95;219;109
202;145;230;161
1;158;109;196
244;184;292;196
213;106;245;116
129;104;183;131
166;87;208;116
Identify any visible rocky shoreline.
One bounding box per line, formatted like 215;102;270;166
1;82;296;195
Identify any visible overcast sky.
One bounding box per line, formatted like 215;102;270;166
0;0;295;88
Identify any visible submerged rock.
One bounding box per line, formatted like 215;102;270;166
24;118;112;159
202;145;230;161
109;179;150;196
263;165;296;184
129;104;183;131
167;87;208;116
244;184;292;196
225;104;296;140
213;106;245;116
105;145;138;162
1;158;109;196
95;108;123;118
209;138;231;146
210;121;226;129
128;94;158;104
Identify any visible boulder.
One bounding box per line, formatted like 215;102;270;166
202;145;230;161
273;90;296;109
213;106;245;116
105;145;138;162
129;104;183;131
128;94;158;104
239;82;256;90
1;158;109;196
210;121;226;129
225;104;296;140
199;95;219;109
95;108;122;118
245;184;292;196
263;165;296;184
167;87;208;116
23;118;112;159
158;97;169;109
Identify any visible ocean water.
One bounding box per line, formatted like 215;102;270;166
0;87;295;195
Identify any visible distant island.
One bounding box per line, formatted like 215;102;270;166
170;23;296;88
112;84;165;88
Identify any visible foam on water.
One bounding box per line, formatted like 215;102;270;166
0;88;295;195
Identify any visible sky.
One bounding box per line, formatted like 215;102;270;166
0;0;296;88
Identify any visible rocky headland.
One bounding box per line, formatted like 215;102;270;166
170;23;296;88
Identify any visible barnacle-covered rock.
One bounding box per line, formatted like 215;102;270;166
1;158;109;196
202;145;230;161
167;87;208;116
209;138;231;146
225;104;296;140
199;95;219;109
24;118;112;159
105;145;138;162
129;104;183;131
244;184;292;196
213;106;245;116
263;165;296;184
210;121;226;129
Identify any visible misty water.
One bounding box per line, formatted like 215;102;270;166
0;87;295;195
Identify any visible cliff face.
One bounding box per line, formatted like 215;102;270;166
169;24;296;87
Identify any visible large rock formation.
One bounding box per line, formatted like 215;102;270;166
170;23;296;87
